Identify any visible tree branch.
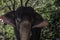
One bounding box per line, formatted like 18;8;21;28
0;5;12;10
13;0;15;11
20;0;23;6
25;0;29;7
5;2;12;11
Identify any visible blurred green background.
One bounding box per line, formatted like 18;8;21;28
0;0;60;40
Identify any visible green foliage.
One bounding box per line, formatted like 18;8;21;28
0;0;60;40
5;25;14;39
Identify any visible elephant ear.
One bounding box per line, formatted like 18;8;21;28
32;21;48;28
0;16;5;22
0;15;11;25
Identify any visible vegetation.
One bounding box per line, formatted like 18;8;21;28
0;0;60;40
